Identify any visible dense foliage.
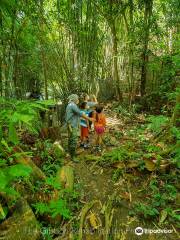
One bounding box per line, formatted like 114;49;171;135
0;0;179;104
0;1;179;240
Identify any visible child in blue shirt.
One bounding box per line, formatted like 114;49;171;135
80;102;90;148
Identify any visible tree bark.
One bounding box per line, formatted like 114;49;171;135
39;0;48;100
110;20;123;101
140;0;153;97
171;85;180;127
0;9;2;96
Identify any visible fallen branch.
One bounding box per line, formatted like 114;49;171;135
78;200;99;240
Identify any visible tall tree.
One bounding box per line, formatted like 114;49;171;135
140;0;153;96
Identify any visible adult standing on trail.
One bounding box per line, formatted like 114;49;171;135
65;94;94;162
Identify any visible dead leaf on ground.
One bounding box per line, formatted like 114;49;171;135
145;159;156;171
112;162;125;169
120;192;131;201
156;142;166;150
127;160;139;168
88;211;102;230
112;160;139;169
159;209;168;225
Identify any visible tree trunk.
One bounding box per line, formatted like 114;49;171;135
128;0;134;105
39;0;48;100
0;9;2;96
171;84;180;127
110;20;123;101
140;0;153;97
13;45;21;99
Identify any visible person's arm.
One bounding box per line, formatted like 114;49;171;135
87;102;98;108
82;113;95;122
93;96;98;103
72;103;83;116
71;103;94;122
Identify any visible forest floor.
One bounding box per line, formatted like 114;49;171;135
58;106;179;240
0;103;179;240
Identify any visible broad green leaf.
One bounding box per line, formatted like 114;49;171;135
7;164;32;178
11;112;34;124
0;171;9;190
8;123;19;144
36;99;55;106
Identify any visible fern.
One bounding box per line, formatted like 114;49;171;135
49;199;71;219
147;115;169;133
103;148;140;165
170;127;180;140
33;202;49;215
45;176;62;190
0;98;55;145
33;199;71;219
0;163;32;197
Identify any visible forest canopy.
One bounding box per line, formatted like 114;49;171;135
0;0;179;105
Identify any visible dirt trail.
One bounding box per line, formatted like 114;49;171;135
63;109;177;240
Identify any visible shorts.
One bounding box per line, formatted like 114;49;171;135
95;126;105;135
81;126;89;139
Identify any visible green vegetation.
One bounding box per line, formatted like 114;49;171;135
0;0;179;239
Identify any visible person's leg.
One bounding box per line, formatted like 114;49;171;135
88;111;93;130
80;127;85;146
68;128;78;160
99;135;102;145
97;135;101;145
84;127;89;144
95;134;99;146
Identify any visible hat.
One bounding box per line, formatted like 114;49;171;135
68;94;79;103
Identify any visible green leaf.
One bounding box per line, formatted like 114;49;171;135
49;199;71;219
0;126;2;141
11;112;34;124
0;204;7;220
147;115;169;133
8;123;19;144
0;171;9;190
171;127;180;140
0;159;7;167
32;202;49;215
36;100;55;106
4;187;19;197
7;164;32;178
45;177;61;190
1;139;11;152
